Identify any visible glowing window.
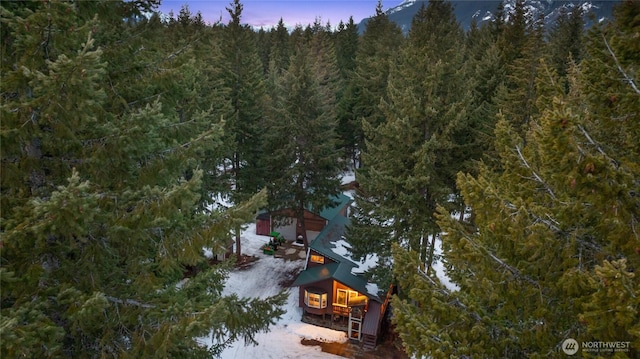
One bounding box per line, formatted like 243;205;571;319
304;290;328;309
310;254;324;264
335;289;359;307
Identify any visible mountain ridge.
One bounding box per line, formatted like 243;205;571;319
357;0;621;33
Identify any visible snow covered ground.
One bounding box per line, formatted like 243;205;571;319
201;223;348;359
199;170;459;358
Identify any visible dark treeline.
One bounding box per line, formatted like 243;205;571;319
1;0;638;357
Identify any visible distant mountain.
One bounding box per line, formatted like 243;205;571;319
357;0;621;34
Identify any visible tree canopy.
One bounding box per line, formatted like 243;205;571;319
1;0;637;357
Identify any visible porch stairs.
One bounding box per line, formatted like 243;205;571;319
362;334;377;350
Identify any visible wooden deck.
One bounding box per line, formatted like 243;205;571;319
301;311;350;332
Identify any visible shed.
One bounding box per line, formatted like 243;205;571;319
254;193;352;240
255;211;271;236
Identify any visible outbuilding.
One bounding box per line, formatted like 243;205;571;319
255;193;352;242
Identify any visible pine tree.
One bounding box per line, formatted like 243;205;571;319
264;34;342;250
255;27;272;74
391;3;639;356
464;20;506;168
494;1;546;139
576;4;640;344
347;0;403;163
0;1;286;357
334;17;360;166
334;17;358;80
266;18;291;76
217;0;269;260
546;6;585;83
348;0;471;289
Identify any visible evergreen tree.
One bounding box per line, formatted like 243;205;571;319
264;36;342;250
346;0;403;164
546;5;585;83
391;3;639;356
267;18;291;76
349;0;471;288
494;1;546;139
218;0;269;260
334;17;358;79
255;27;272;74
464;20;506;167
334;17;360;167
0;1;286;357
162;5;234;211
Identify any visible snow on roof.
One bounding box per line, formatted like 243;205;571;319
327;237;383;299
366;282;380;298
330;238;378;277
329;238;351;258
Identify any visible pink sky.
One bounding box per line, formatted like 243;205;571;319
157;0;396;28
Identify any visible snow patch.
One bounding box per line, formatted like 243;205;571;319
366;282;381;298
330;239;379;276
433;235;460;292
387;0;417;15
330;238;352;258
205;192;233;212
340;170;355;185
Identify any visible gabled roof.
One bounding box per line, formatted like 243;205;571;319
291;260;381;302
292;214;383;302
309;215;350;262
314;193;352;220
291;262;339;286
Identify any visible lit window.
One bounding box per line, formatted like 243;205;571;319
310;254;324;264
304;289;327;309
336;289;347;306
335;289;360;307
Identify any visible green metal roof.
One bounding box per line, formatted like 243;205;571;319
315;193;352;220
292;214;383;302
333;262;380;302
292;260;381;302
291;262;339;287
310;215;347;255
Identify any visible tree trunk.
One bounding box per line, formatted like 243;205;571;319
235;224;242;262
425;233;437;276
233;151;241;261
298;211;309;251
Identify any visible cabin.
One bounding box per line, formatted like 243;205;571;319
291;215;391;349
255;194;352;242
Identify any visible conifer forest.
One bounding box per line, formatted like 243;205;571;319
1;0;638;358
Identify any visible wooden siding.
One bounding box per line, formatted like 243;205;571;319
256;218;271;236
273;209;327;232
298;278;334;310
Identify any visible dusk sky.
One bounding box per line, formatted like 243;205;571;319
157;1;401;29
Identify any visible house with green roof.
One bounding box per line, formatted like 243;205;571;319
291;213;392;350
